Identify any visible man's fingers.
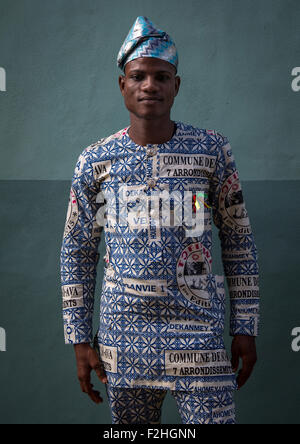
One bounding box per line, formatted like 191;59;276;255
236;358;256;389
93;362;108;384
86;385;103;404
230;336;257;389
81;380;103;404
89;349;108;383
236;367;252;390
79;377;90;394
231;346;240;373
231;355;239;373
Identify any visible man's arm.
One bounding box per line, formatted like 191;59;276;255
210;133;260;389
60;149;107;402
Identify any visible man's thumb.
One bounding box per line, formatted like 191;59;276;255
231;348;239;373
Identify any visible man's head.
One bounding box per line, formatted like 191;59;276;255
119;57;180;120
117;16;180;120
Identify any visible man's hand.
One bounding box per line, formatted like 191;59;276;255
74;343;108;404
231;335;257;390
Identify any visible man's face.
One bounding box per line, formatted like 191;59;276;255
119;57;181;120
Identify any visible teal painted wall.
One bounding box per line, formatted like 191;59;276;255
0;0;300;424
1;0;299;180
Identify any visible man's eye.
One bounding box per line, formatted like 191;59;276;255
130;75;143;81
157;75;170;81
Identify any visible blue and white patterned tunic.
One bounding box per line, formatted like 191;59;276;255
60;121;260;392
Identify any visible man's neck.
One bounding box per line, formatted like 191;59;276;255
128;116;175;146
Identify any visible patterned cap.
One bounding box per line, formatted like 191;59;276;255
117;16;178;72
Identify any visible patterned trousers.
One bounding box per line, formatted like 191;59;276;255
105;384;236;424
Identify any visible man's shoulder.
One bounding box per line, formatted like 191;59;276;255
176;121;228;145
82;126;128;154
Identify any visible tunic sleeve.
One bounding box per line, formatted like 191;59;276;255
210;134;260;337
60;150;103;344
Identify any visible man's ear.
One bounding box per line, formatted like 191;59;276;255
174;75;181;97
119;75;125;96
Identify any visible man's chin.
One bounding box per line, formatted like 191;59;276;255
130;111;167;121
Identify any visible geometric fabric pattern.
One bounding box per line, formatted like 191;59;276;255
105;384;236;424
61;120;260;393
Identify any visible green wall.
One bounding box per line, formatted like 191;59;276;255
0;0;300;424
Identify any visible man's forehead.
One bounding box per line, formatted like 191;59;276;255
125;57;176;74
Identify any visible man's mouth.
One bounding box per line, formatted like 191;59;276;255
139;97;162;102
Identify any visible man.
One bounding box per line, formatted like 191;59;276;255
60;16;260;424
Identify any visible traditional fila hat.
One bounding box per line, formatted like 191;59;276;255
117;16;178;72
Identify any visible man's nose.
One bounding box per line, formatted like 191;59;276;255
141;76;159;92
